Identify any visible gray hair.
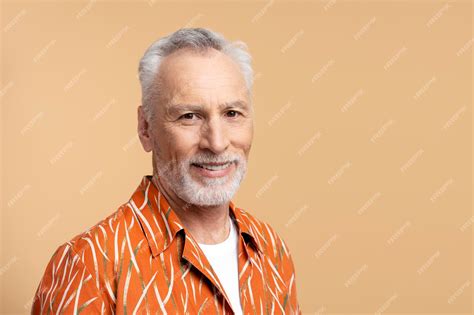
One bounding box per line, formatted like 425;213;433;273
138;28;254;121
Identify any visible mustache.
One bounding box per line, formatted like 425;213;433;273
189;152;242;164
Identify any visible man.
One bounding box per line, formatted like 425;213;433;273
32;28;300;314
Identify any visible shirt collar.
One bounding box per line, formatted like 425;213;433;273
128;175;264;258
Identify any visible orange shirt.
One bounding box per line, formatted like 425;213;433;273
32;175;301;314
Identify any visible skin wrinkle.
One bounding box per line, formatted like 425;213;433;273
137;47;254;245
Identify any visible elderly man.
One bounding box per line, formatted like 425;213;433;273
32;28;300;314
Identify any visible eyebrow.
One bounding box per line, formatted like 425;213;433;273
167;100;249;115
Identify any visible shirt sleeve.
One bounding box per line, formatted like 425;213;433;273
31;243;111;314
279;237;302;314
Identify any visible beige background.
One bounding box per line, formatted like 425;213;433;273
1;0;473;314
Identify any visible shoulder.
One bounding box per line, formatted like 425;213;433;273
59;201;146;280
33;203;135;313
65;203;129;257
43;202;132;279
234;206;294;265
236;206;300;312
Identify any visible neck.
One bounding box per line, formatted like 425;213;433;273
151;173;231;245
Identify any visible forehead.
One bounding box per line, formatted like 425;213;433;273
156;48;249;105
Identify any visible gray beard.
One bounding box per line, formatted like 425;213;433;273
154;153;247;207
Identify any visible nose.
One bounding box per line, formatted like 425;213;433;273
199;116;230;154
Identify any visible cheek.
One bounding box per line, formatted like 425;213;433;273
230;123;253;153
161;125;201;159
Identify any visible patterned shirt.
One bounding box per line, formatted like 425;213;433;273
32;175;301;314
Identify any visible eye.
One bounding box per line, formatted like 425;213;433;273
226;110;241;118
180;113;196;120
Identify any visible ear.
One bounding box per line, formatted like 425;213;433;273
137;105;153;152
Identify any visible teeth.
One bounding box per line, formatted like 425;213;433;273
195;162;231;171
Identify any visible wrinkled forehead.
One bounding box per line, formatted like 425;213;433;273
156;48;250;106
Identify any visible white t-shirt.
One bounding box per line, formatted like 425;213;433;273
197;217;243;315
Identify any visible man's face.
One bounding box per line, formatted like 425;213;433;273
141;48;253;207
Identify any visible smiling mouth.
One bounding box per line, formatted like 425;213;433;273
191;162;233;171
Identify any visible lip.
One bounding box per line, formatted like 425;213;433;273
191;162;235;178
